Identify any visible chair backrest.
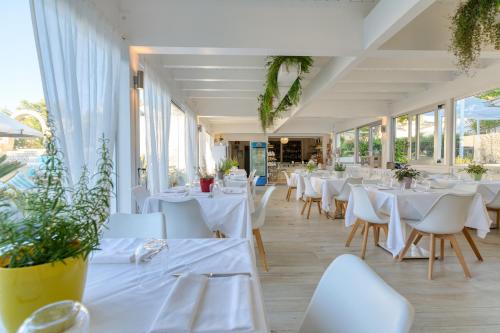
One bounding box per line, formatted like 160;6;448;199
335;177;363;201
477;184;500;209
252;175;259;196
159;198;213;239
351;185;386;224
132;185;150;212
303;176;319;197
253;186;276;229
282;171;292;186
249;169;256;180
416;193;474;234
298;254;414;333
102;213;166;238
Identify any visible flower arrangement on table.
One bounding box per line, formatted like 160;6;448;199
463;163;488;181
198;168;215;192
394;166;420;189
0;129;113;332
305;160;317;173
334;162;346;172
217;158;239;176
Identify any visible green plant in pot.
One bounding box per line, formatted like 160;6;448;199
306;160;317;174
218;158;238;176
463;162;488;181
394;167;420;189
450;0;500;72
0;130;113;332
334;162;346;178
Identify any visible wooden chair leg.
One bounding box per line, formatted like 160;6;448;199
253;229;269;272
316;201;322;215
373;225;380;246
381;224;388;239
462;227;483;261
360;222;370;259
413;234;423;246
428;233;436;280
301;198;308;215
307;199;313;219
399;229;419;261
345;219;362;247
440;238;445;261
449;235;471;279
286;188;290;201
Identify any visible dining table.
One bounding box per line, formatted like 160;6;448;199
142;186;254;240
309;175;348;213
84;237;269;332
345;185;492;257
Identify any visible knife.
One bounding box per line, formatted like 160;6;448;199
172;272;251;278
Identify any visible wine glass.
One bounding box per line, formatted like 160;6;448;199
18;301;90;333
135;239;169;289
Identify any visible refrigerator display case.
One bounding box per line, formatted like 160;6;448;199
250;141;267;186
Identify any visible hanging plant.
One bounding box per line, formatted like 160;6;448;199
258;56;313;131
450;0;500;72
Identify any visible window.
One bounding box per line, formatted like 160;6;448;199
336;130;355;163
357;123;382;166
357;126;370;163
393;106;444;164
455;88;500;165
169;103;186;172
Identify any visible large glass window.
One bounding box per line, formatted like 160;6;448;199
455;88;500;164
418;111;435;161
394;115;409;163
169;103;186;172
357;126;370;163
336;130;355;163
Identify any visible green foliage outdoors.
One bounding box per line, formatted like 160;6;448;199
258;56;313;130
464;162;488;175
12;100;48;149
0;129;114;268
0;155;22;179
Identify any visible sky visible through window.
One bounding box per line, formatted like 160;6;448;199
0;0;44;112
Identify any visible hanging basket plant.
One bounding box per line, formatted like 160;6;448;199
258;56;313;131
450;0;500;72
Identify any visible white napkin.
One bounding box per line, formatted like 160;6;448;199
193;275;255;332
91;251;135;264
91;239;157;264
163;186;186;193
223;187;244;194
149;273;208;333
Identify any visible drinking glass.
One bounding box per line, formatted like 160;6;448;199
18;301;90;333
135;239;169;289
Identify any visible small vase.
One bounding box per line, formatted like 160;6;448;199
200;177;214;192
334;171;344;179
400;177;412;189
473;173;483;181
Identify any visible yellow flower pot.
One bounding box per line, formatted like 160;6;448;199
0;256;88;333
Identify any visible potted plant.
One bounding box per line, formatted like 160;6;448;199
450;1;500;72
394;167;420;189
334;162;346;178
0;131;113;333
198;168;214;193
306;160;317;174
463;162;488;181
218;158;238;177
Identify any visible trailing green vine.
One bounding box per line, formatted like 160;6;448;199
258;56;313;131
450;0;500;72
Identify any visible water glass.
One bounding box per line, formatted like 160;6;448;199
18;301;90;333
135;239;169;289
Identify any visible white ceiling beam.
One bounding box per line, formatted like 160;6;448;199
320;92;408;101
333;82;427;93
172;68;265;82
160;55;267;69
341;70;454;83
273;0;436;132
373;49;500;59
179;81;263;91
356;57;461;71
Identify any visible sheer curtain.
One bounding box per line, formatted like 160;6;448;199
143;59;171;194
185;110;198;182
199;128;215;174
30;0;121;185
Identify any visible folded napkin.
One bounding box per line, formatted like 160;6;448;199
163;186;186;193
194;275;255;332
222;187;244;194
91;251;135;264
91;239;157;264
149;273;208;333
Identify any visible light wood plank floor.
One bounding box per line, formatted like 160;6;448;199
256;185;500;333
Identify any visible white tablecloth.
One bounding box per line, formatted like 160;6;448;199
143;191;254;239
310;176;346;213
293;171;329;201
345;186;492;257
84;238;268;333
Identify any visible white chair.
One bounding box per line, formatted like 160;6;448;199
298;254;414;333
251;175;259;197
159;198;213;239
248;169;257;180
346;185;389;259
398;193;476;279
102;213;166;238
479;186;500;229
252;186;276;271
334;177;363;217
282;171;296;201
301;176;322;219
132;185;150;213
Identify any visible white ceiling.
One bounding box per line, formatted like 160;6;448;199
95;0;500;134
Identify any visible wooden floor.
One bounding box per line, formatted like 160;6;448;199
256;185;500;333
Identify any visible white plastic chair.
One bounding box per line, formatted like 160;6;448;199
132;185;150;213
301;176;322;219
248;169;256;180
333;177;363;217
398;193;477;279
346;185;389;259
251;175;259;197
478;185;500;229
102;213;166;238
298;254;414;333
282;171;296;201
159;198;213;239
252;186;276;271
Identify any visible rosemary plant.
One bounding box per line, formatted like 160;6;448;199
0;131;114;268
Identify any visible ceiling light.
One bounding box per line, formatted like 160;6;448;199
280;137;289;144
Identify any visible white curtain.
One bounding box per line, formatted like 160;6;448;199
185;110;198;182
143;59;171;194
199;128;215;174
30;0;121;185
